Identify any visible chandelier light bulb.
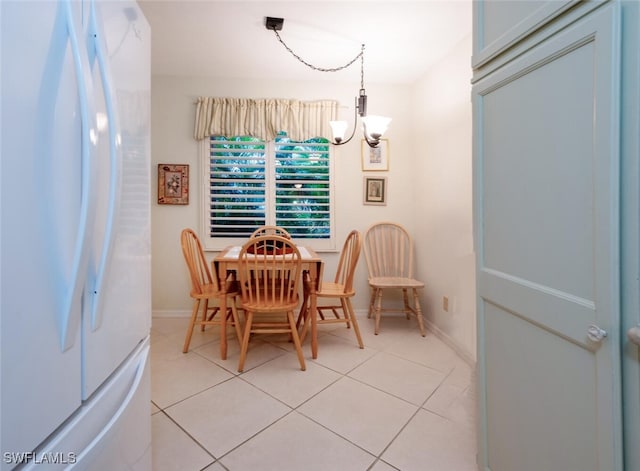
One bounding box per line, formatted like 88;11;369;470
329;121;349;143
362;115;392;140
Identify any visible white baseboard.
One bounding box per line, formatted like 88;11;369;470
153;309;191;318
356;308;475;366
423;317;476;367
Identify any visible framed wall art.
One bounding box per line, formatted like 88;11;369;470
363;176;387;206
361;139;389;171
158;164;189;205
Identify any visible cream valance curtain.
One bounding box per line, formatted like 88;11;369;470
194;97;339;141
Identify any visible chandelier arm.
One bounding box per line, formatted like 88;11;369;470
363;136;380;148
333;97;359;146
272;28;364;73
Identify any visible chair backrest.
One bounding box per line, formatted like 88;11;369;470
238;235;302;309
181;228;217;296
334;230;362;293
363;222;415;279
250;225;292;239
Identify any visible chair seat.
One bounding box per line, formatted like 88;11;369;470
242;298;299;313
193;280;240;299
368;276;424;289
316;281;355;298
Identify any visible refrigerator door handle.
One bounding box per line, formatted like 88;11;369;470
58;0;98;351
87;0;123;331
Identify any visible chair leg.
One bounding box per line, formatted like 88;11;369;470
287;310;306;371
296;291;309;330
299;302;313;343
337;305;350;327
402;289;411;319
374;288;383;335
183;299;200;353
230;299;243;343
413;288;426;337
344;298;364;348
205;304;218;322
368;288;377;318
200;299;210;331
331;303;351;329
238;311;254;372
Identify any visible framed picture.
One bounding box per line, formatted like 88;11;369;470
158;164;189;205
363;176;387;206
361;139;389;171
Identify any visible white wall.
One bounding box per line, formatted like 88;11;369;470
150;76;416;316
411;34;476;361
150;38;476;362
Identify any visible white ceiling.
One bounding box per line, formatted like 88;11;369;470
137;0;472;85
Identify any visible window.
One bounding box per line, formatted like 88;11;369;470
201;132;335;251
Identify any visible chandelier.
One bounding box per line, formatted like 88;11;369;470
265;17;391;148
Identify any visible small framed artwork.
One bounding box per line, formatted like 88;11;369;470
363;176;387;206
158;164;189;205
361;139;389;171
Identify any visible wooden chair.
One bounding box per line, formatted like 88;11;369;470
236;235;305;372
180;228;243;353
249;225;292;239
363;222;426;336
298;230;364;353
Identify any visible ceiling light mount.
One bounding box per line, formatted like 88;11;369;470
265;17;284;31
265;16;391;147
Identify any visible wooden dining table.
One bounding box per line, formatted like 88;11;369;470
212;245;324;361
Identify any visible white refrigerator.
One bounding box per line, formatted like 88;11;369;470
1;0;151;469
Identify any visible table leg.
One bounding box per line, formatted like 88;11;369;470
216;261;228;360
309;262;319;359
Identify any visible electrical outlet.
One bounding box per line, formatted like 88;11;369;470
443;296;449;312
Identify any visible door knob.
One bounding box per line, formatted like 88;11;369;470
587;324;608;343
628;325;640;346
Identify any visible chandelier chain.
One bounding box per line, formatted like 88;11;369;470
272;28;365;75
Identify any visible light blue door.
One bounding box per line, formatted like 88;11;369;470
620;1;640;469
473;4;622;470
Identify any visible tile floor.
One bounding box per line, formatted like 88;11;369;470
150;312;478;471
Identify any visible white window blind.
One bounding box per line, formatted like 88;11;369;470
202;133;335;251
208;136;266;237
